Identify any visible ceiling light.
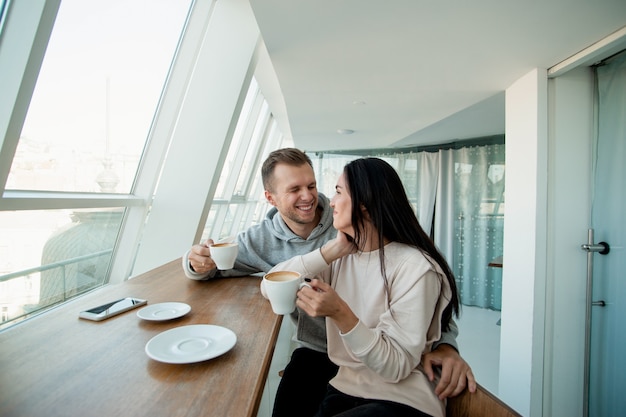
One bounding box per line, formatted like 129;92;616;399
336;129;354;135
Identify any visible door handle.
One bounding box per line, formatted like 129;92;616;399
581;229;611;417
581;242;610;254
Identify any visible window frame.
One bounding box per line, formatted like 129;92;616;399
0;0;268;328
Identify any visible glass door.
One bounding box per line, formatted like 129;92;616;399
588;50;626;417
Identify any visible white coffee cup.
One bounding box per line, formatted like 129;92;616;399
262;271;308;315
209;242;238;270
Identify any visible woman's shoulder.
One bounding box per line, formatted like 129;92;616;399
386;241;422;257
387;242;443;272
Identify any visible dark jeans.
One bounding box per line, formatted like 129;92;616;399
272;347;339;417
314;385;434;417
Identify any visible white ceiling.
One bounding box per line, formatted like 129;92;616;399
249;0;626;152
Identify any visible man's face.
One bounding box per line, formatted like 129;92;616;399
265;163;319;227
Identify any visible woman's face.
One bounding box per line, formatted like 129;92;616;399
330;173;353;235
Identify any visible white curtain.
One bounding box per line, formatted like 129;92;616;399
436;145;505;310
395;152;439;236
434;149;456;269
413;152;439;236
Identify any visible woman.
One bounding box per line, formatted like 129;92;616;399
267;157;460;417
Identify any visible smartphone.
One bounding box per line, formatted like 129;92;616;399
78;297;147;321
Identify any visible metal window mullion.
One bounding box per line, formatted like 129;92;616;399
229;202;246;237
213;203;230;238
250;116;282;194
241;114;276;198
222;89;264;199
240;200;259;230
218;83;261;200
0;0;62;195
238;103;271;196
0;190;144;211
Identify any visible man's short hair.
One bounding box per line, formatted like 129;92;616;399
261;148;313;192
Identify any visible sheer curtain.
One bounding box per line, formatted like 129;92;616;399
435;145;505;310
589;50;626;415
397;152;439;236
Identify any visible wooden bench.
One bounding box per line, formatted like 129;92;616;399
447;383;522;417
278;370;521;416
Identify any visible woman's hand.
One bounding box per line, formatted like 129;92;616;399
296;279;358;333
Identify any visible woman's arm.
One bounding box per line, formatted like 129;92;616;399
342;269;444;382
297;258;449;383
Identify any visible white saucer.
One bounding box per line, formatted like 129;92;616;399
145;324;237;364
137;302;191;321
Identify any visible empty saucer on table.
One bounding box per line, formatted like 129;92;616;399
137;302;191;321
145;324;237;364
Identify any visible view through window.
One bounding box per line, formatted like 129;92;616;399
203;78;292;242
0;0;192;328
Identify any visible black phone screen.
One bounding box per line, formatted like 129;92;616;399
86;298;142;315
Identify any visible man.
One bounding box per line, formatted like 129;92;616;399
183;148;476;416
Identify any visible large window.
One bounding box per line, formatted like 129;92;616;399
0;0;192;328
203;78;292;241
7;0;191;194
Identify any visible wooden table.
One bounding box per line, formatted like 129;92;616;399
0;259;282;417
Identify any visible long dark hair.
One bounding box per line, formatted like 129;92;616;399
343;157;459;329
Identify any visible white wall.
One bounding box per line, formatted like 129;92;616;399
544;67;594;417
500;69;549;416
502;64;598;417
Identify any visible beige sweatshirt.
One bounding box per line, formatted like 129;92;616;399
270;241;452;417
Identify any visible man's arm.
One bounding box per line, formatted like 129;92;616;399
433;316;459;351
182;231;272;280
424;318;477;399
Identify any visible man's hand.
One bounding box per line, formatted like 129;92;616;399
188;240;217;274
423;344;477;400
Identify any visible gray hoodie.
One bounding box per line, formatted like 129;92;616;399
183;193;336;351
183;193;458;352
